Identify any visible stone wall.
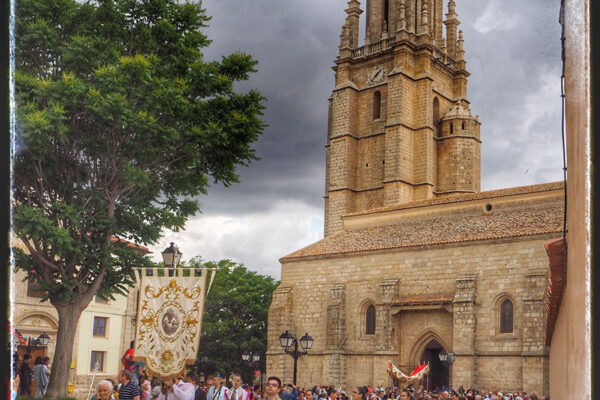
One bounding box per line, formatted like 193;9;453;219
268;236;555;395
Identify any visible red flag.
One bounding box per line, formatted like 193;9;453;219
7;323;26;346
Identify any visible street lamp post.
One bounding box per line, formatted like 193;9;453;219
162;242;183;276
438;349;456;388
278;331;314;386
242;352;262;389
17;331;51;353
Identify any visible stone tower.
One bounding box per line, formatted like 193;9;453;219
324;0;481;236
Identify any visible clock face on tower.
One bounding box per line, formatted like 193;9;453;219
368;66;385;83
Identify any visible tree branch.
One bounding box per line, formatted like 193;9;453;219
21;238;61;273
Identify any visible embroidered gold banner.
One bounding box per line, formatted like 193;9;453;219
133;269;213;378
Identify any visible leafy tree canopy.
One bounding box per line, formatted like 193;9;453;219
13;0;265;306
12;0;265;397
193;258;278;384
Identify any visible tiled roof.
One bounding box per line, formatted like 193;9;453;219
392;295;454;306
111;236;151;254
346;181;564;217
282;203;564;261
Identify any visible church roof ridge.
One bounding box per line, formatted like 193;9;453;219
345;181;565;217
281;201;564;261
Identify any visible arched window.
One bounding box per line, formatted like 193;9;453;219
373;91;381;119
366;304;376;334
433;97;440;136
500;299;514;333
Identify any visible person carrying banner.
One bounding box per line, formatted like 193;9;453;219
158;375;195;400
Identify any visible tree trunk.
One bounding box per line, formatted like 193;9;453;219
44;302;85;400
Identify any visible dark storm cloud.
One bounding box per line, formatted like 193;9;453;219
149;1;564;275
194;0;345;215
194;0;563;216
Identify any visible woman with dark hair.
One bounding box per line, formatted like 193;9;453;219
18;353;33;396
33;356;50;398
351;387;368;400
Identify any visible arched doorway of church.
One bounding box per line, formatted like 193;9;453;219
419;339;449;392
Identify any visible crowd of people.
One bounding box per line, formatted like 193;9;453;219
14;353;51;398
90;371;549;400
12;343;548;400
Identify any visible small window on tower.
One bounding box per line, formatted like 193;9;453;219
433;97;440;136
373;91;381;119
384;0;389;30
462;121;465;130
450;122;454;134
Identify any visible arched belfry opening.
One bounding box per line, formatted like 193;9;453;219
419;339;450;392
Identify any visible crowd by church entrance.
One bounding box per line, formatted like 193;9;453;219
11;340;548;400
88;372;548;400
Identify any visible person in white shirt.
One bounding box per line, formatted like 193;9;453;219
207;374;229;400
229;374;248;400
158;375;195;400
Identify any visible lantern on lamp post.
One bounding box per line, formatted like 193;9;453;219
278;331;314;386
161;242;183;276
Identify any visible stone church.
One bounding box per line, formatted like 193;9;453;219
266;0;563;396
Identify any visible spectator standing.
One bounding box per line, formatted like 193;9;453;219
230;374;248;400
32;356;50;398
118;369;141;400
158;375;195;400
140;373;152;400
207;374;229;400
92;380;116;400
265;377;282;400
253;385;263;400
351;387;367;400
18;353;33;396
282;384;298;400
189;374;207;400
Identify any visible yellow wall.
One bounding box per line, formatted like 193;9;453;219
75;294;129;377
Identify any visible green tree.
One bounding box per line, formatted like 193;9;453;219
194;258;278;384
12;0;265;398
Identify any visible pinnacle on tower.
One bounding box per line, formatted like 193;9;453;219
343;0;362;50
397;0;407;32
444;0;460;59
421;0;430;34
457;30;465;60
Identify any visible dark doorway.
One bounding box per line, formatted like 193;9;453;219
419;339;449;392
16;345;47;395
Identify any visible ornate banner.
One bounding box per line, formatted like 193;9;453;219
134;269;214;378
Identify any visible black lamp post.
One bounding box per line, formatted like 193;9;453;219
162;242;183;276
242;352;262;388
278;331;314;386
18;331;51;353
438;349;456;387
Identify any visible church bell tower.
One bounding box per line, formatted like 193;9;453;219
324;0;481;236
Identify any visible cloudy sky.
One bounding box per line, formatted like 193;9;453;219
149;0;564;279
